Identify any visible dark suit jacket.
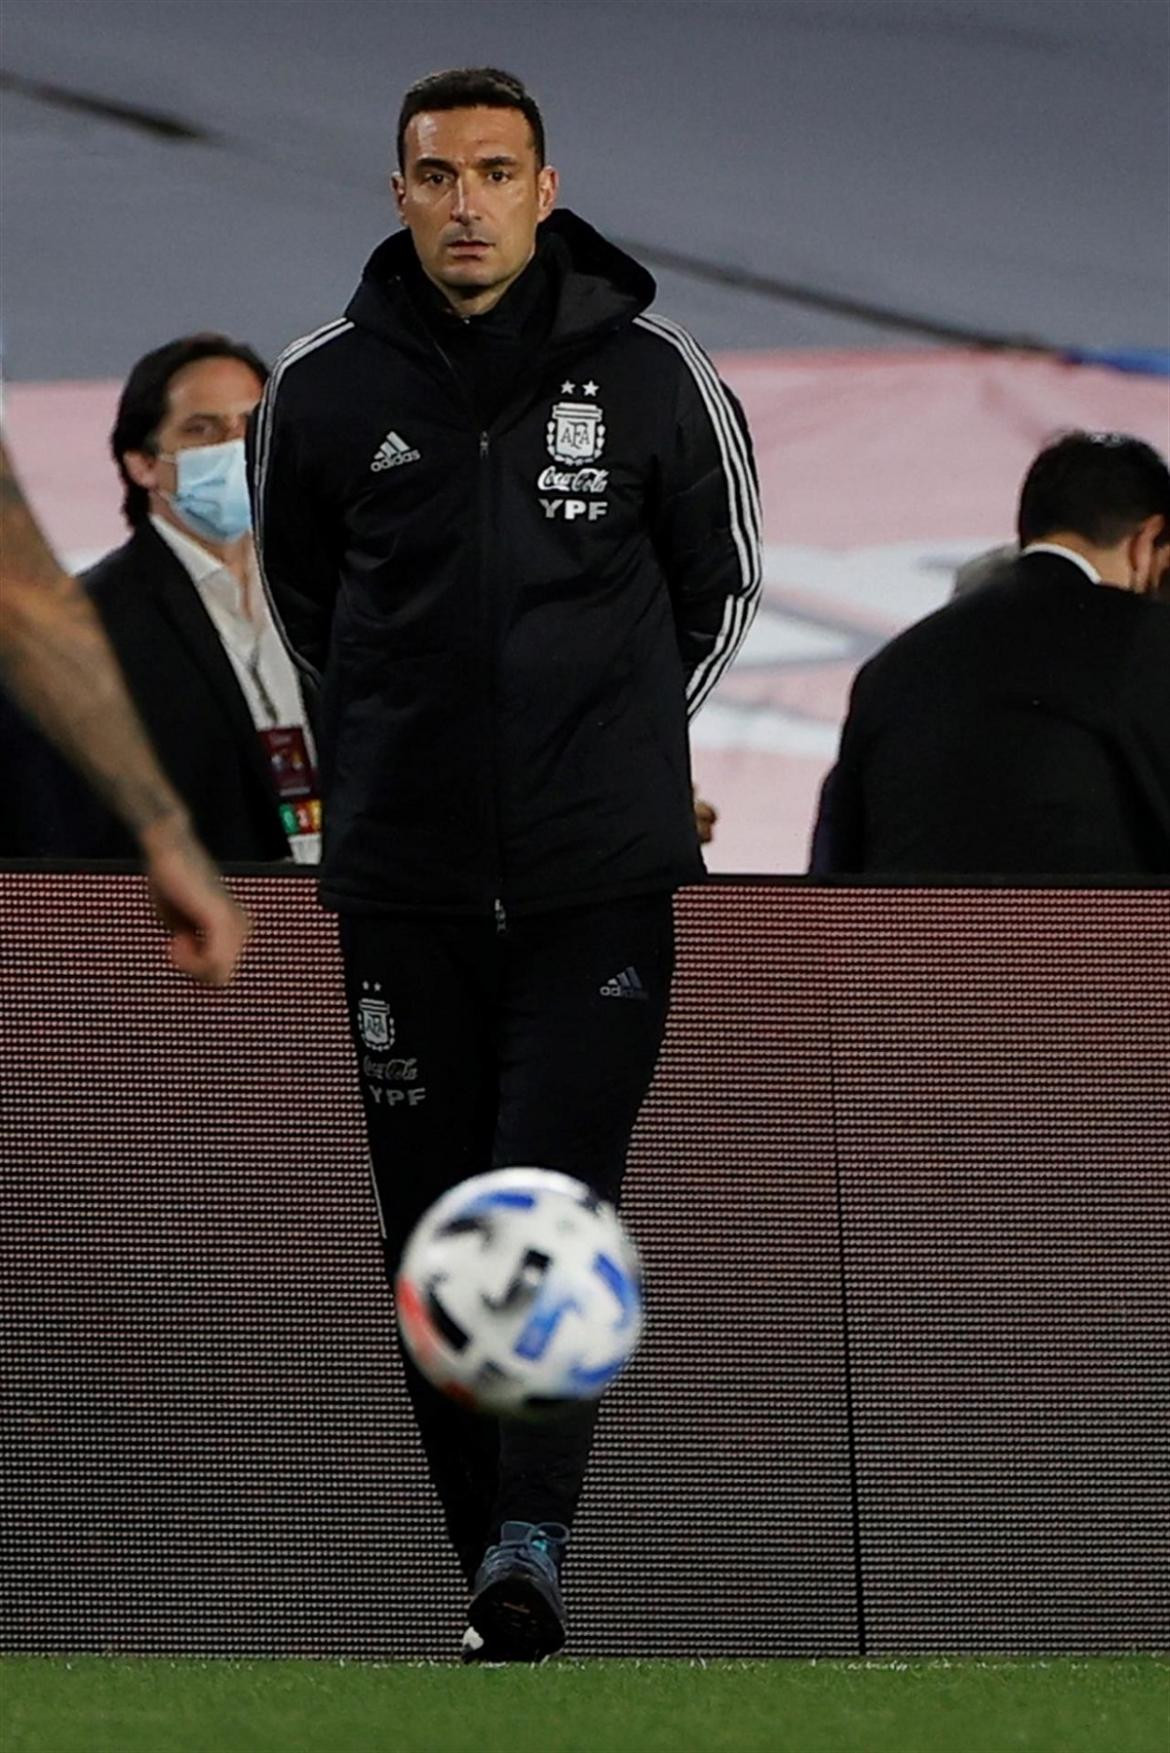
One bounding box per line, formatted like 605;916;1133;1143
1;523;293;861
824;552;1170;876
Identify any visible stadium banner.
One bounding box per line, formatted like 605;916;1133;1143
2;872;1166;1658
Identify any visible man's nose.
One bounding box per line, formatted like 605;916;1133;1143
449;175;481;223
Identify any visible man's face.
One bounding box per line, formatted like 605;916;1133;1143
126;355;263;506
393;106;558;314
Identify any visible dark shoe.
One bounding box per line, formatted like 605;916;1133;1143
466;1521;569;1662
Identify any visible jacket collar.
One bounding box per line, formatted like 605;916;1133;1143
344;210;656;359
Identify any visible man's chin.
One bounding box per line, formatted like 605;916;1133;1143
439;267;504;299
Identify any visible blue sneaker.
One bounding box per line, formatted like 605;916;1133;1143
466;1521;569;1662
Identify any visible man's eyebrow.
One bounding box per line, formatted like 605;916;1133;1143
411;154;521;173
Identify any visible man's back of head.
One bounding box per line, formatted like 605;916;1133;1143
1017;430;1170;596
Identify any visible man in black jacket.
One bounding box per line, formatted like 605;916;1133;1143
250;67;760;1659
822;431;1170;875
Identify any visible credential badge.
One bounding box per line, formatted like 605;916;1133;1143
547;399;605;465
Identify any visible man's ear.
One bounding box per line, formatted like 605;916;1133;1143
536;164;559;224
1130;514;1167;593
391;171;407;220
122;449;159;493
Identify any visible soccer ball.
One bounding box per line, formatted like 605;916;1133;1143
395;1167;644;1418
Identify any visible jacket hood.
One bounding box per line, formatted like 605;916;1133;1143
345;209;656;354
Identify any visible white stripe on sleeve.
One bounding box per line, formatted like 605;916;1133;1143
251;318;353;684
634;313;762;716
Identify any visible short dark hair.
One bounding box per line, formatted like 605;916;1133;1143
1017;430;1170;549
396;67;546;170
112;333;269;528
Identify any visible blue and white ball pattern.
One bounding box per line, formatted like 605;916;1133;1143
396;1167;644;1418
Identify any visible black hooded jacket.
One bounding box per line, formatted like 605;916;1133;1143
249;211;760;916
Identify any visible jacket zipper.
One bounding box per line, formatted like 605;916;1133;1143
477;427;506;927
421;330;505;923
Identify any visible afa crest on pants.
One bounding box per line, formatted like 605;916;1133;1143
358;985;395;1051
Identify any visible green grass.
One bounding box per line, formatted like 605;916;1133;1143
2;1655;1166;1753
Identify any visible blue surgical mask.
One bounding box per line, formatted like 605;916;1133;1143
161;438;252;542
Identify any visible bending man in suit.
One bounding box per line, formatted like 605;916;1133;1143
4;334;319;863
822;431;1170;875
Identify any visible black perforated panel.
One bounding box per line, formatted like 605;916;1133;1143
1;874;1166;1658
825;890;1170;1651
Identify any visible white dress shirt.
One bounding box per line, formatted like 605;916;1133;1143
149;514;320;861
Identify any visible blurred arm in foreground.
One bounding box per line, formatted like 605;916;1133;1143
0;435;250;984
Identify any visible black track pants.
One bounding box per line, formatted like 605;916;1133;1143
339;895;675;1584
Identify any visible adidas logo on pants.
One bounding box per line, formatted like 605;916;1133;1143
599;966;648;1000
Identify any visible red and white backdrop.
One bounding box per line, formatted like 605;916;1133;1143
6;351;1168;871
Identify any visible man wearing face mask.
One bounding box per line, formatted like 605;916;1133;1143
2;333;319;862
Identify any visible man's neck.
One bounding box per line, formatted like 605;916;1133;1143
1028;531;1131;591
150;502;255;601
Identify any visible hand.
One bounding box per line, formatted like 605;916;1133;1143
139;812;252;986
693;786;717;845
